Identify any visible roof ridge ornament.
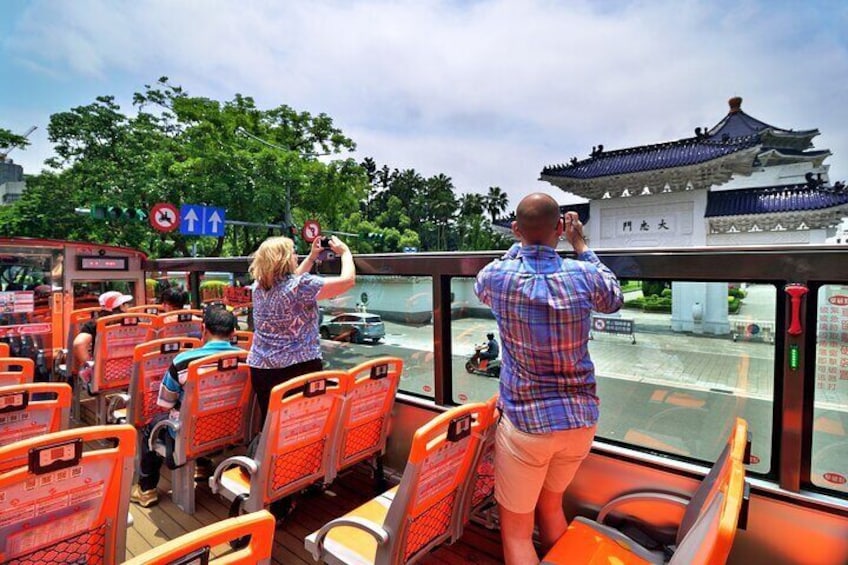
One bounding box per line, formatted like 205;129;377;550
729;96;743;114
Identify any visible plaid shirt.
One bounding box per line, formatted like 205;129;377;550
475;243;622;434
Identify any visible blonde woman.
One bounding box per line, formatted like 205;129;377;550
247;235;355;424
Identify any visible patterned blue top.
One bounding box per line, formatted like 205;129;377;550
475;244;623;434
247;274;325;369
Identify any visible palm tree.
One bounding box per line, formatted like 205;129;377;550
485;186;509;223
458;193;485;217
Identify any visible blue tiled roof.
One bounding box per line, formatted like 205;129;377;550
705;184;848;217
707;109;817;142
542;136;760;180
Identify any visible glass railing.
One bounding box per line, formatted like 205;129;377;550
147;245;848;496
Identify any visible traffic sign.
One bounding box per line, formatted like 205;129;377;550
302;219;321;242
150;203;179;233
180;204;226;237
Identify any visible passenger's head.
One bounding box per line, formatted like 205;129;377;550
202;306;237;340
512;193;563;247
99;291;133;313
487;333;495;340
249;237;297;291
160;287;189;311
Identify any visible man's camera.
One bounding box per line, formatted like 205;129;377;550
320;237;332;248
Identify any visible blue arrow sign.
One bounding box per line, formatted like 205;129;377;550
180;204;226;236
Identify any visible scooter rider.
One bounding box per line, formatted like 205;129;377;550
479;333;499;363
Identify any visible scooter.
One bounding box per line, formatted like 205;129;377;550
465;344;501;378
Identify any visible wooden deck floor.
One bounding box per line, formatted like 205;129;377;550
125;464;506;564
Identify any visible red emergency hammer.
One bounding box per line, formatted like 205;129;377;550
785;283;808;335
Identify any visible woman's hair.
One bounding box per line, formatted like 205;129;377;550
249;237;296;290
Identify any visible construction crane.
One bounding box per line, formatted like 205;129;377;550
0;126;37;162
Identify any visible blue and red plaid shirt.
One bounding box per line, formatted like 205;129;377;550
475;243;623;434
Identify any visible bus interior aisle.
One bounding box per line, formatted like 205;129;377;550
124;464;504;564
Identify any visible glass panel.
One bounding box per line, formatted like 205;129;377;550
145;271;190;303
811;284;848;494
71;280;137;310
450;277;499;404
319;275;434;398
451;276;775;473
0;247;60;374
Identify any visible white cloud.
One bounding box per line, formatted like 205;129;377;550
4;0;848;205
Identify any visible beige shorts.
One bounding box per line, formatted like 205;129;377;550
494;414;596;514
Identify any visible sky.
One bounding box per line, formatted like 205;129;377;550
2;0;848;209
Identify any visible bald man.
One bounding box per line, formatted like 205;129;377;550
475;193;623;564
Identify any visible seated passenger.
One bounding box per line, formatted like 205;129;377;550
131;307;243;507
160;287;190;311
72;291;134;384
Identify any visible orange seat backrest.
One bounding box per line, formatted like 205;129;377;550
155;309;204;339
0;425;136;564
729;417;750;465
333;357;403;477
252;371;345;509
91;313;156;394
456;395;499;537
0;343;8;357
128;337;201;429
128;304;163;315
380;401;492;564
671;460;747;565
180;351;252;460
0;357;35;387
0;382;72;449
710;460;747;565
230;330;254;350
122;510;275;565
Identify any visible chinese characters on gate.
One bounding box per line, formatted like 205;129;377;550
621;218;672;233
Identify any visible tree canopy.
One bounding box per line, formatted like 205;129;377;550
1;78;513;256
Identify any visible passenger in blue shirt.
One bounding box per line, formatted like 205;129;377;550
130;307;242;508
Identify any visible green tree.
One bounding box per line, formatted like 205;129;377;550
0;127;31;157
8;78;368;257
485;186;509;223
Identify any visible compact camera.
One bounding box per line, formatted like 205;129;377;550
320;237;332;248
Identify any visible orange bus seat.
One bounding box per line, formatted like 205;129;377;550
89;313;156;425
122;510;276;565
107;337;201;426
541;420;750;564
0;382;71;448
455;394;499;538
305;401;494;565
128;304;163;315
541;460;748;565
0;343;8;356
0;357;35;387
230;330;253;350
729;417;751;465
155;309;204;339
0;425;136;564
149;350;251;514
210;370;345;514
329;357;403;486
